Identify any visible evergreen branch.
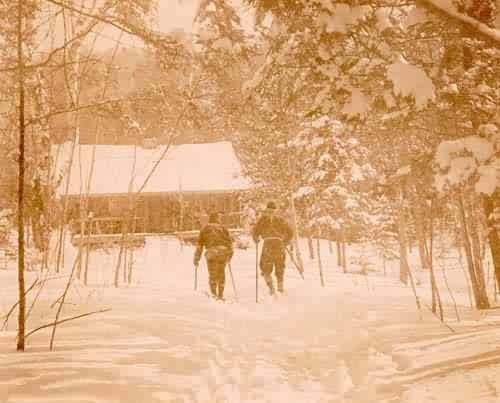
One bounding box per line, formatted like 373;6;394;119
418;0;500;45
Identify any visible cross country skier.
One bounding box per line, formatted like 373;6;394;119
194;213;233;300
253;201;293;295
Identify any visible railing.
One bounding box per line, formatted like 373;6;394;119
179;211;241;232
71;217;145;235
70;211;242;235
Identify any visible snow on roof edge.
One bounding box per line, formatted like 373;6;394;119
52;141;252;197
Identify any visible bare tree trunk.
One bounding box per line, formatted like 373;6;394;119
123;241;128;283
316;236;325;287
55;64;81;273
83;215;92;285
76;218;84;279
307;234;314;260
382;246;387;276
25;223;30;251
341;241;347;271
426;198;443;320
50;250;82;350
114;142;138;288
458;194;489;309
483;194;500;291
127;248;134;284
407;261;422;314
127;213;139;284
336;239;342;267
441;260;460;321
494;267;498;302
289;194;304;272
459;252;474;309
16;0;26;351
55;216;65;274
114;219;127;288
414;198;430;271
398;189;410;285
426;237;438;313
340;228;347;272
468;195;489;304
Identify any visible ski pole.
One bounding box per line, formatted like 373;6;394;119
255;242;259;303
228;262;239;301
284;246;305;279
194;263;198;290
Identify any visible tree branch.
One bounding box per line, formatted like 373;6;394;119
25;308;111;339
0;16;101;74
418;0;500;45
26;98;124;126
43;0;176;47
1;278;39;330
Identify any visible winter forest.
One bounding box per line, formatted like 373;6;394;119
1;0;500;402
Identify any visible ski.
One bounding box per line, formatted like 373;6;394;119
270;291;288;302
200;291;237;304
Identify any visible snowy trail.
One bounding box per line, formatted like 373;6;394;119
2;238;500;402
1;239;381;403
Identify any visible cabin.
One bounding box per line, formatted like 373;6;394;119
54;141;251;245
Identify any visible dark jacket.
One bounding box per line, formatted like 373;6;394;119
194;223;233;264
252;214;293;245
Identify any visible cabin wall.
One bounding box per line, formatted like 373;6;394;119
64;191;242;235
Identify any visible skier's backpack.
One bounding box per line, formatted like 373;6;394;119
203;224;232;261
205;245;231;261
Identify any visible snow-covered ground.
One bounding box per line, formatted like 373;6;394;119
1;237;500;402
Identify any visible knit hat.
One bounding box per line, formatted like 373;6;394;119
266;201;277;210
208;213;220;223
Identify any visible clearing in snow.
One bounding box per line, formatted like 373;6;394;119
2;238;500;402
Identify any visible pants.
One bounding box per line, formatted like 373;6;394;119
206;258;226;298
260;240;286;293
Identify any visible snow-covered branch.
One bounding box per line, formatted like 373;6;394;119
419;0;500;44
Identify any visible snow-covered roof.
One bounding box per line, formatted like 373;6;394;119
53;141;251;197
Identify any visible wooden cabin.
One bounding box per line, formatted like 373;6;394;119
54;141;251;242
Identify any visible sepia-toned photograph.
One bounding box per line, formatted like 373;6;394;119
1;0;500;402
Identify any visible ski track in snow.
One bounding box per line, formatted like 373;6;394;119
1;238;500;402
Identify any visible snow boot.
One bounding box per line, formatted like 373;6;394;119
209;281;218;299
277;278;284;294
263;273;275;295
217;283;225;300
